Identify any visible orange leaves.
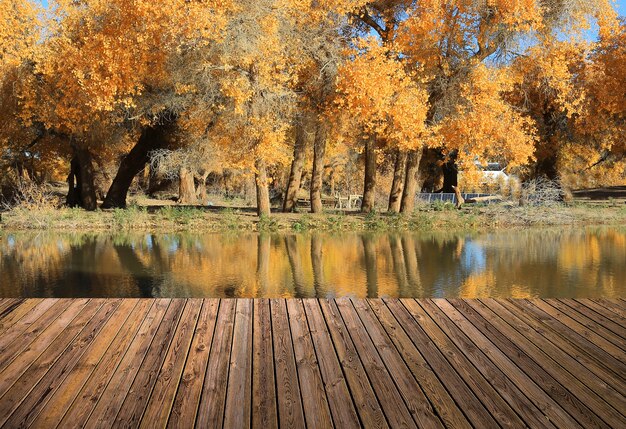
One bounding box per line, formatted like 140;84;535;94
438;65;537;169
334;39;428;150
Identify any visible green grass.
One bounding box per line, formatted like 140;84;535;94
1;201;624;233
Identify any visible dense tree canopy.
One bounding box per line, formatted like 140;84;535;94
0;0;623;213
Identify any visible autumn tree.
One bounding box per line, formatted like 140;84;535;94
334;39;428;212
17;0;233;210
384;0;618;209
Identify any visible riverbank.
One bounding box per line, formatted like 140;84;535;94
1;201;625;232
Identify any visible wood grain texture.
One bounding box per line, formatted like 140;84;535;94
0;298;622;428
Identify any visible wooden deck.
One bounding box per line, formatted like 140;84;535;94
0;299;624;428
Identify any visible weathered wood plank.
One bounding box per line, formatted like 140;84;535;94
30;299;150;429
0;299;69;374
57;300;155;428
111;299;186;428
428;299;582;429
560;299;626;340
336;298;417;428
287;299;334;428
303;299;360;429
353;299;444;429
532;299;626;359
505;299;626;389
384;299;495;428
456;299;624;429
3;299;122;428
140;299;202;428
368;299;471;429
545;299;626;353
0;299;43;332
0;298;622;429
401;299;523;428
594;299;625;318
224;299;253;429
270;298;306;428
569;299;626;338
0;299;89;400
83;299;170;429
252;299;278;429
319;299;388;429
484;299;626;414
167;299;219;428
195;299;236;428
0;299;102;426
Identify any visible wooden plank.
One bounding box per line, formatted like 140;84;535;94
167;299;219;428
224;299;253;429
384;299;495;428
319;299;388;429
0;299;102;425
57;300;156;428
251;299;278;429
353;299;444;429
0;299;59;346
140;299;202;428
30;300;150;429
335;299;417;428
0;299;22;321
368;300;471;429
507;300;626;387
83;299;170;429
0;299;43;332
575;299;626;337
0;299;68;373
401;299;524;428
560;299;626;339
533;300;626;359
545;299;626;353
484;299;626;414
429;299;586;429
303;299;360;429
111;299;186;428
2;299;122;427
457;299;625;429
270;298;305;428
195;299;236;428
287;299;334;428
595;299;625;318
0;299;88;399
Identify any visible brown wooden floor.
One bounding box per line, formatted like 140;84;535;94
0;298;624;428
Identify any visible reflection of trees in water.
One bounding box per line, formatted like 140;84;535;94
284;235;308;297
310;234;326;298
1;228;625;298
361;235;378;298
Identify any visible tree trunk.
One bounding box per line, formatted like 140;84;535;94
256;159;271;217
361;137;377;213
400;149;423;213
76;148;97;211
178;167;197;205
196;172;209;203
388;149;407;213
66;147;97;211
310;121;326;213
441;157;458;193
102;123;172;209
283;121;308;212
66;157;81;208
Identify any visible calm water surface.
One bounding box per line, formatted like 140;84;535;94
0;228;624;298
